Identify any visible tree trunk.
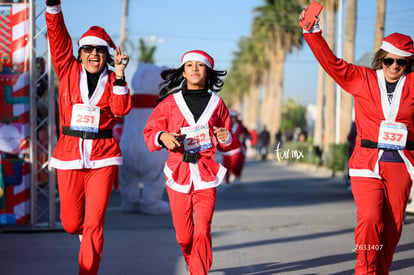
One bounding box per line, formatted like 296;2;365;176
243;83;260;130
313;11;326;148
373;0;386;51
339;0;356;143
324;3;336;147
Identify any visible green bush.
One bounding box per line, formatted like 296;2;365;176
275;141;315;164
327;143;348;172
275;141;347;170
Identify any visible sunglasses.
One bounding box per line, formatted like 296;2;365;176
382;58;408;67
80;45;107;54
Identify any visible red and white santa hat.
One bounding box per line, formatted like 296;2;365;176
181;50;214;69
78;26;116;51
380;33;414;57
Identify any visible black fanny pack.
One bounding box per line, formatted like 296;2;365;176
183;151;198;163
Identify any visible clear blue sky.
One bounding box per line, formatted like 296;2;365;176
42;0;414;105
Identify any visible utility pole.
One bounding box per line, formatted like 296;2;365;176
119;0;129;50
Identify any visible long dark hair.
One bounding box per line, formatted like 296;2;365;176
156;65;227;104
372;48;412;73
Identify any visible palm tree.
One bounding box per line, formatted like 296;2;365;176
252;0;303;138
339;0;356;143
320;0;338;150
313;11;326;149
373;0;387;51
137;38;156;64
221;33;267;130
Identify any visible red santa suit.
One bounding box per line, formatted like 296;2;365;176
305;27;414;274
221;114;249;184
119;63;170;214
46;4;132;275
144;91;239;192
144;88;240;274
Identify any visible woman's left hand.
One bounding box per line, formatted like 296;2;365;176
114;46;129;77
214;126;228;142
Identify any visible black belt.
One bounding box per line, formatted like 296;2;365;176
361;139;414;150
62;126;113;139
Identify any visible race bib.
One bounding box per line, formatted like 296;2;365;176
180;123;212;153
377;121;408;150
70;104;100;133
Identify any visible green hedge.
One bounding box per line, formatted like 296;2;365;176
327;143;348;172
275;141;347;171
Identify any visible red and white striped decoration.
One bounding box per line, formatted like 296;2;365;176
0;2;31;224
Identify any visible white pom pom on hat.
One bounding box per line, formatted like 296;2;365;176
181;50;214;69
380;33;414;57
78;26;116;51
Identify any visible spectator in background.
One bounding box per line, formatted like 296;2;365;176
345;121;357;190
258;125;270;161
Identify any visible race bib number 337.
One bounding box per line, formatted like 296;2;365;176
377;121;407;150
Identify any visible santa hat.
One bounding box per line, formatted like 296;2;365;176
181;50;214;69
380;33;414;57
78;26;116;51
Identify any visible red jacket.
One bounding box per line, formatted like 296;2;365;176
144;91;240;193
305;30;414;181
46;5;132;170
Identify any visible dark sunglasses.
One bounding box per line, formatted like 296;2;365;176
382;58;408;67
80;45;107;54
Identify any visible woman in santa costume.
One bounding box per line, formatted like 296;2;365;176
144;50;240;275
45;1;132;274
300;6;414;275
221;110;250;184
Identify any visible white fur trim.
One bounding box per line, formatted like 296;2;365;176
349;168;382;179
113;85;129;95
46;4;61;14
221;147;241;156
380;41;414;57
181;52;212;69
79;36;110;50
155;131;165;148
50;156;122;169
303;23;321;34
220;129;232;145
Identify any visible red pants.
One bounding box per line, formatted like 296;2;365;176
57;166;116;275
351;162;412;275
222;151;246;183
167;186;216;275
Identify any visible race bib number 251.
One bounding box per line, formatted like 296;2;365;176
70;104;100;133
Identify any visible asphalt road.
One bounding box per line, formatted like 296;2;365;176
1;159;413;275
